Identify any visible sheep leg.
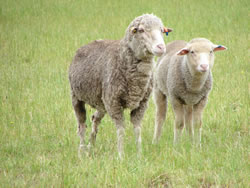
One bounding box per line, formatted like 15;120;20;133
172;99;184;144
130;111;142;155
72;96;87;157
152;88;167;144
114;116;125;159
193;97;207;146
131;81;152;154
130;100;148;155
184;105;194;142
88;110;105;148
106;103;125;159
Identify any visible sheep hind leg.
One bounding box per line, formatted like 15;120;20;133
72;97;87;157
88;110;105;149
152;89;167;144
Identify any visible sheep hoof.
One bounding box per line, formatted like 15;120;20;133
78;145;87;159
118;152;124;160
152;138;159;144
87;143;93;153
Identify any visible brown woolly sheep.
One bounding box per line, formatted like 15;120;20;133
69;14;172;158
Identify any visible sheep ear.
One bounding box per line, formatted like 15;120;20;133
163;27;173;33
177;48;189;55
166;28;173;33
163;27;173;36
213;45;227;52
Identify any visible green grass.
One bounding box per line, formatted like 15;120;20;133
0;0;249;187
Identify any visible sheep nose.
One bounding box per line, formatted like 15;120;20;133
200;64;209;71
156;44;165;50
153;43;166;56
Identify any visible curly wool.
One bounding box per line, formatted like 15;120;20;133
69;14;166;157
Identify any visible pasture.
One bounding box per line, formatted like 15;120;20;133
0;0;249;187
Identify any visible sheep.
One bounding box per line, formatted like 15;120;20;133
152;38;227;145
68;14;172;158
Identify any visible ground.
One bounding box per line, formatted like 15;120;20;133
0;0;249;187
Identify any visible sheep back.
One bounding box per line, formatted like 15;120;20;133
69;40;123;110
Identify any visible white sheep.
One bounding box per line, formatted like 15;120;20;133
68;14;172;158
152;38;227;145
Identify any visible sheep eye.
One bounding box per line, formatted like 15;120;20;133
138;29;144;33
190;51;194;54
210;50;213;54
132;28;138;33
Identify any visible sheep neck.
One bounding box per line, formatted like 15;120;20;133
182;56;210;93
119;41;154;74
119;39;154;64
119;40;153;109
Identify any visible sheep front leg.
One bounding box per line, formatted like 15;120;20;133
130;101;148;155
113;115;125;159
152;88;167;144
171;98;185;144
193;97;207;146
106;106;125;159
130;110;142;155
184;105;194;142
131;81;152;154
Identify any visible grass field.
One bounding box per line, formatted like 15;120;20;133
0;0;249;187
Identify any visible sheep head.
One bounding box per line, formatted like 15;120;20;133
124;14;172;59
177;38;227;73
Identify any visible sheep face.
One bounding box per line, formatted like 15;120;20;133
125;14;169;59
177;39;227;73
129;26;166;58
